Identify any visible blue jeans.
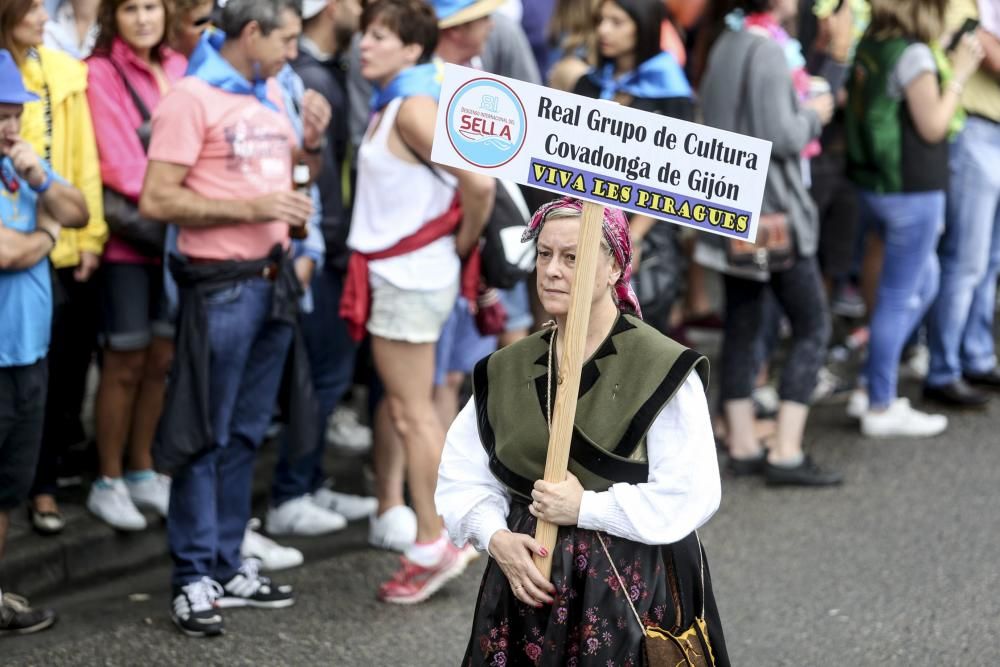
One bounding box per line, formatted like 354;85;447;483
927;117;1000;386
498;281;533;332
168;278;293;587
271;268;357;505
860;190;944;409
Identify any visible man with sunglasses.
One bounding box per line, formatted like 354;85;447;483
0;48;87;637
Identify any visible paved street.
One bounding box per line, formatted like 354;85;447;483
4;382;1000;665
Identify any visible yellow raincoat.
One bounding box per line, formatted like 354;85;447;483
19;46;107;269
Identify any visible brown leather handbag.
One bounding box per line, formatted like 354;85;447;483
726;212;794;273
598;532;717;667
724;36;796;274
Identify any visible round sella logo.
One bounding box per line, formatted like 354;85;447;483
446;78;527;169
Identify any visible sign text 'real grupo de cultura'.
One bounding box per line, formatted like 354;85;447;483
431;64;773;242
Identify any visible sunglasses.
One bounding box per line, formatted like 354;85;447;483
191;15;212;27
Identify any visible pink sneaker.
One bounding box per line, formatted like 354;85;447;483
377;544;467;605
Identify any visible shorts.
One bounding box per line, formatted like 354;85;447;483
498;280;533;332
434;297;498;385
367;276;458;344
99;262;174;351
0;360;47;510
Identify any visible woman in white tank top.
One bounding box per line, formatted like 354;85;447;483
351;0;495;605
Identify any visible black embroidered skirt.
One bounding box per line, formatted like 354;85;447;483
462;502;729;667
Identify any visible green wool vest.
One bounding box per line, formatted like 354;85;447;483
472;314;709;500
845;36;949;193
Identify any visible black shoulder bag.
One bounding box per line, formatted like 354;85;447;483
102;60;166;256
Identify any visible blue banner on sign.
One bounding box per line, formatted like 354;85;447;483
526;158;753;239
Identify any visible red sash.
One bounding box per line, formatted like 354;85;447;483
339;196;479;341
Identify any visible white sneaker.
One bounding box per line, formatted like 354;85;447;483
242;519;304;571
126;472;171;518
265;495;347;536
901;344;930;380
369;505;417;553
326;405;372;454
87;478;147;531
311;487;377;521
846;388;869;420
861;398;948;438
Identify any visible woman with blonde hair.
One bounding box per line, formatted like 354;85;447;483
546;0;599;90
845;0;984;437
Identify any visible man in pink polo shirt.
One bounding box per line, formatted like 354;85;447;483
139;0;327;638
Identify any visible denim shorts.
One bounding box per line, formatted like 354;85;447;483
367;276;459;344
434;297;498;385
99;262;174;351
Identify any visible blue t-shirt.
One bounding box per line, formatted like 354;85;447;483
0;156;55;367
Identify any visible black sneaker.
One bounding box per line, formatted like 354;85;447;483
764;456;843;487
923;379;990;409
0;593;57;636
171;578;225;637
726;450;767;477
217;558;294;609
964;368;1000;389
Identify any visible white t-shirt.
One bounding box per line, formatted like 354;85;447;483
348;97;460;291
887;43;939;100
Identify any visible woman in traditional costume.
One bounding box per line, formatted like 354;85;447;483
437;198;730;666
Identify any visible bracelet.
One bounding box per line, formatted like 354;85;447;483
29;174;52;194
37;226;58;248
948;80;965;96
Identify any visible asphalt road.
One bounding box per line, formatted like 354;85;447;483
5;383;1000;666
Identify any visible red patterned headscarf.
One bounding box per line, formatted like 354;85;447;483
522;197;642;318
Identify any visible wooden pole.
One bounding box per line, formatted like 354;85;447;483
533;201;607;579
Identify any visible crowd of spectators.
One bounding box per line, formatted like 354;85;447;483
0;0;997;641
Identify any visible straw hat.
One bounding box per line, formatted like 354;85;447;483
433;0;506;29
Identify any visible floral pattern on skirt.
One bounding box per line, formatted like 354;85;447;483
462;503;729;667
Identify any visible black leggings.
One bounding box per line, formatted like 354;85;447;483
720;256;830;404
30;267;99;497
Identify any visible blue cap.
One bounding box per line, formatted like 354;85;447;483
0;50;39;105
432;0;504;28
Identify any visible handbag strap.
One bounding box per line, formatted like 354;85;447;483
597;531;707;633
597;533;646;632
108;58;152;123
734;35;766;136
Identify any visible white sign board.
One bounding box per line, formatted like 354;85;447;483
431;64;773;242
